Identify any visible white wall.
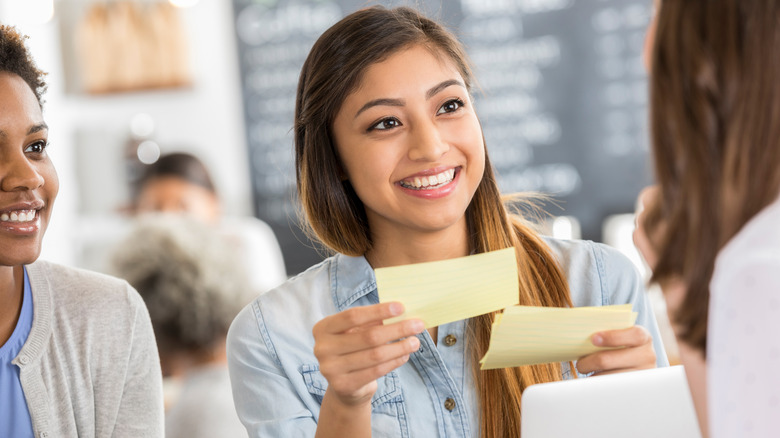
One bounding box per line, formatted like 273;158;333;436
0;0;250;266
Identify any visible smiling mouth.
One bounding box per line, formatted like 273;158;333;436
399;168;457;190
0;209;38;223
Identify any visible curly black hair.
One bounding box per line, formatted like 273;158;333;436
0;25;47;106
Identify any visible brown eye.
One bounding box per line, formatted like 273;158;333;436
370;117;402;131
24;140;48;154
437;99;464;115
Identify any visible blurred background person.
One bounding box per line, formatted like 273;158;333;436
112;214;252;438
132;152;287;294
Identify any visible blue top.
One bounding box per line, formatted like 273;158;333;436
227;238;668;437
0;267;34;438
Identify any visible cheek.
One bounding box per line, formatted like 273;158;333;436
43;161;59;200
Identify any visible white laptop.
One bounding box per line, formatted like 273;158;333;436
521;365;702;438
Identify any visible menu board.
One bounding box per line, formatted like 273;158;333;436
232;0;653;275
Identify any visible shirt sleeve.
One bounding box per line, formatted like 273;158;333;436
112;285;165;437
227;300;318;437
595;242;670;368
708;254;780;437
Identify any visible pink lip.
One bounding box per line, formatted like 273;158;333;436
0;214;41;236
396;167;461;200
399;165;456;180
0;200;45;214
0;200;44;236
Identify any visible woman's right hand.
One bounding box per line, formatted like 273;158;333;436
312;302;424;408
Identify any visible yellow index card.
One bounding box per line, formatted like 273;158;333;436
479;304;637;370
376;247;519;328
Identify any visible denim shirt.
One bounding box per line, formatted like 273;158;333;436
227;238;668;437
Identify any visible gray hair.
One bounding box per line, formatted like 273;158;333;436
111;214;253;353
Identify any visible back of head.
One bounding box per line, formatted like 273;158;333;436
295;6;474;256
0;24;47;107
112;215;252;358
647;0;780;351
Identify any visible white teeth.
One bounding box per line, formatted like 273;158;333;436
1;210;36;223
400;168;456;190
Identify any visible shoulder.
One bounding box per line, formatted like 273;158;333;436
229;256;336;342
29;260;143;307
716;197;780;269
28;260;148;334
541;237;642;307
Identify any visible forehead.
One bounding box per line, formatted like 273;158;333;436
0;72;43;127
352;45;464;97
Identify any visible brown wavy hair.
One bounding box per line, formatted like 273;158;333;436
294;6;572;437
644;0;780;353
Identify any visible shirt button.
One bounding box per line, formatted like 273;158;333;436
19;355;29;365
444;397;456;411
443;334;457;346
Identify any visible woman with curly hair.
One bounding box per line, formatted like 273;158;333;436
0;25;163;437
113;215;254;438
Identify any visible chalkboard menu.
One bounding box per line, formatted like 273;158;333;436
232;0;653;275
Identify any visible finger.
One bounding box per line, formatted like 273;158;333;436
342;318;424;352
315;318;425;357
591;325;652;348
327;353;413;397
322;335;420;375
316;302;404;335
576;344;656;375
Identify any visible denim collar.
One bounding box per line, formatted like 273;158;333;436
329;253;380;311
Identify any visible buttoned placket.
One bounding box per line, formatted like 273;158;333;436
408;319;472;437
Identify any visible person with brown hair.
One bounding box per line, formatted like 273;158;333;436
0;25;163;437
634;0;780;436
227;6;667;437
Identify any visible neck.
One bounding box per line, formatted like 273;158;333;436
365;217;470;269
0;265;26;347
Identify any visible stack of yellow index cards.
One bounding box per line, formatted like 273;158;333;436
376;247;519;328
479;304;637;370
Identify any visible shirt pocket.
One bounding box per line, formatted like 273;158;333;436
300;364;410;438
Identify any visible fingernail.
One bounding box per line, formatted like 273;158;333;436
409;336;420;349
410;320;425;333
592;333;604;346
389;302;403;316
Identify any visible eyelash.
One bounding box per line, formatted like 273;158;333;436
24;140;49;155
366;98;466;132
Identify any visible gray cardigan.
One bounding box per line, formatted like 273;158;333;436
12;261;164;437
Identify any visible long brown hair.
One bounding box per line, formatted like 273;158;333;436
645;0;780;352
295;6;572;436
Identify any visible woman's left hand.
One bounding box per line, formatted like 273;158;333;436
575;325;656;376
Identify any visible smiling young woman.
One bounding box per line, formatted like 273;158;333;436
0;25;163;437
227;7;668;438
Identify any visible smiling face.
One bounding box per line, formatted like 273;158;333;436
331;45;485;250
0;72;58;266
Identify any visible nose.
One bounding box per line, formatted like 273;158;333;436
407;119;450;161
1;154;44;192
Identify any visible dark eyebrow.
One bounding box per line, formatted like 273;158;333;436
353;79;466;120
28;123;48;135
354;98;405;119
0;123;48;139
426;79;465;100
